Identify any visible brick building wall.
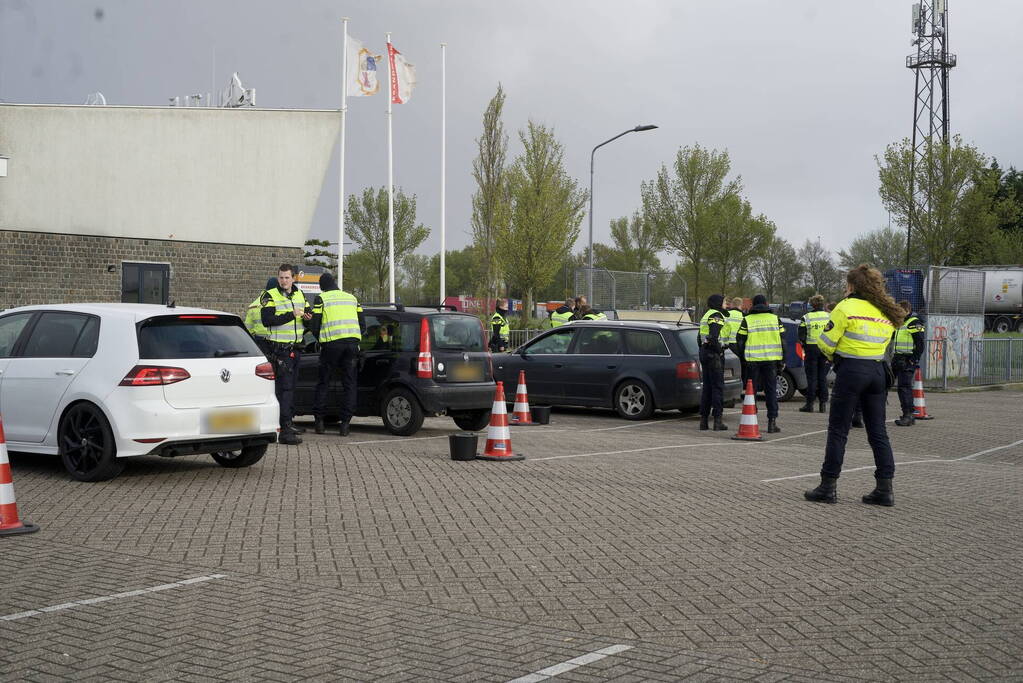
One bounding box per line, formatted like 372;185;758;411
0;229;304;316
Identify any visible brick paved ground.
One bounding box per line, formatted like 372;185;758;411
2;389;1021;681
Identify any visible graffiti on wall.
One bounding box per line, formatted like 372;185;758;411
926;314;984;379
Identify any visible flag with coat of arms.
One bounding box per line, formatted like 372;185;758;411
346;35;381;97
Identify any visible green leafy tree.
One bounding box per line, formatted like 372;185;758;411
470;84;512;302
498;121;587;318
422;246;485;300
398;254;432;304
753;236;803;303
641;144;741;315
303;238;337;269
345;186;430;300
703;195;775;294
837;226;924;272
340;249;382;302
600;212;662;272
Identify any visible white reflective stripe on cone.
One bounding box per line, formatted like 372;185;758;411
0;482;16;506
740;414;758;425
489;426;510;440
513;402;529;412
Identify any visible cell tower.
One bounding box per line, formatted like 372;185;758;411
905;0;956;264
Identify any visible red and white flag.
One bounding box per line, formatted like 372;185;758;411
387;43;417;104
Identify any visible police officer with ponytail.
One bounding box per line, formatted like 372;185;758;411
698;294;728;431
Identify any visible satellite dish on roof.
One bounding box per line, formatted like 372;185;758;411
83;92;107;105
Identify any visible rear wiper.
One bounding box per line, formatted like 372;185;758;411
214;349;249;357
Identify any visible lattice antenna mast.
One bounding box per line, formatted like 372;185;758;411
905;0;957;265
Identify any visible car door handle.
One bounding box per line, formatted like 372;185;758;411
55;369;76;376
606;365;617;369
553;363;563;368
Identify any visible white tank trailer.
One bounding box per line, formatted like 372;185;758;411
979;266;1023;333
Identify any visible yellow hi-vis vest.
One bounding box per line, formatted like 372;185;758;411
894;315;924;355
739;312;784;361
550;310;573;327
800;310;830;345
584;311;608;321
817;297;895;361
315;289;362;342
263;287;308;344
722;308;744;345
245;297;269;338
699;309;726;343
490;312;509;339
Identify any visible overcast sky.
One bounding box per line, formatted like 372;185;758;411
2;0;1021;268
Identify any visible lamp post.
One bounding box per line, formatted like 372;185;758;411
588;125;658;304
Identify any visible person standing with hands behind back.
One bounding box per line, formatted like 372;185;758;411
804;264;905;507
260;263;312;445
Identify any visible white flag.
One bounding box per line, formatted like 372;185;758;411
387;43;416;104
346;35;382;97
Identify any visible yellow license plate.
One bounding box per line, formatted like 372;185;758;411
450;363;484;381
203;409;258;434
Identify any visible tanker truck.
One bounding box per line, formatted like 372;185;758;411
980;266;1023;333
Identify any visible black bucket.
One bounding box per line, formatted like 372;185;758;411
530;405;552;425
449;432;479;461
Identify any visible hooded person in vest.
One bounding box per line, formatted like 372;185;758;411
798;294;831;413
698;294;729;431
245;277;278;358
892;299;925;426
489;299;510;352
549;299;575;328
260;264;312;444
736;294;784;433
309;272;365;436
805;264;905;507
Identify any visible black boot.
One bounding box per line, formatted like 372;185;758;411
286;421;306;435
798;400;814;413
339;421;351;437
713;416;728;431
862;478;894;506
279;430;302;446
314;416;326;434
767;418;780;433
851;416;864;428
894;413;915;427
818;401;827;413
804;475;838;503
699;416;709;431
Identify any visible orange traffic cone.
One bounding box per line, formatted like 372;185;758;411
509;371;535;425
0;415;41;537
731;380;764;441
478;382;525;461
912;368;934;420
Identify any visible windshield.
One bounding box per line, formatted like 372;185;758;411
430;315;485;351
138;315;262;359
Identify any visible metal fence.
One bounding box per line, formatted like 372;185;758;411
968;337;1023;385
573;268;682;312
922;338;950;390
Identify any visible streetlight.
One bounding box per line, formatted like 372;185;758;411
588;124;658;303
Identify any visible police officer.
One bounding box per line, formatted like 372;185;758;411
724;297;748;389
549;299;575;328
798;294;831;413
736;294;784;433
804;264;905;507
698;294;728;431
582;305;607;321
260;263;311;445
245;277;278;357
571;295;588;320
489;298;510;352
892;299;925;426
310;272;365;437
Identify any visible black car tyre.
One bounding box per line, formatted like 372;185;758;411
776;370;796;402
614;380;655;420
59;402;124;482
381;387;425;436
211;444;267;468
452;410;491;432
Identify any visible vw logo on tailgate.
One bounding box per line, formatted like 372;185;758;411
220;368;231;383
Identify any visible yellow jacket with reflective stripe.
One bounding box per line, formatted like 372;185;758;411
699;308;726;341
799;310;830;345
721;309;744;345
550;310;573;327
490;312;509;339
245;297;269;338
738;311;783;361
817;296;895;361
894;315;924;355
314;289;362;342
263;287;308;343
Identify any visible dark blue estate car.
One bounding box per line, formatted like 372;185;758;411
494;320;743;419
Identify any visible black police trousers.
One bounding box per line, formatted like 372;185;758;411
271;345;300;428
699;347;724;418
314;339;360;424
894;356;917;415
822;357;895;479
804;346;830;404
750;361;779;419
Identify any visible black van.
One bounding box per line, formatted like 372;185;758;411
293;306;495;435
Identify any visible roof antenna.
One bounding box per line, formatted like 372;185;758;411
167;300;176;308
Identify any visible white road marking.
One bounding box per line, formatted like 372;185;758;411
532;442;731;461
759;429;828;443
0;574;227;622
761;437;1023;482
507;644;633;683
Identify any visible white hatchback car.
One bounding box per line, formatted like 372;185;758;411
0;303;279;481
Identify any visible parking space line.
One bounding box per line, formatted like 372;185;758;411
507;644;633;683
532;442;731;461
0;574;227;622
760;429;828;443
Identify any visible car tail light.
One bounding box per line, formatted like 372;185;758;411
676;360;701;380
795;341;805;361
119;365;191;386
416;318;433;378
255;362;276;380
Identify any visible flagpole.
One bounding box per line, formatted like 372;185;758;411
440;42;447;305
339;17;349;288
386;32;395;303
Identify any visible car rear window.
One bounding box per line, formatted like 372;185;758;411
138;315;262;359
430;315;484;351
623;329;669;355
674;329;700;357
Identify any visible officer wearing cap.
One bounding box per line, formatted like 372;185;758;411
309;272;365;437
698;294;728;431
736;294;784;434
260;263;311;445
